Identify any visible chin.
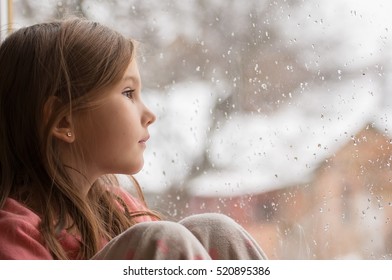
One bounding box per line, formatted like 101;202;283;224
127;161;144;175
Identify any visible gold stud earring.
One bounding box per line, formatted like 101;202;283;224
66;132;72;137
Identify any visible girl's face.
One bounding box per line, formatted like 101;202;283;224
74;59;156;181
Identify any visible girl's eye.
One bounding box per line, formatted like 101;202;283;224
122;89;135;100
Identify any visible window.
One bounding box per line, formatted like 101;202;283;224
8;0;392;260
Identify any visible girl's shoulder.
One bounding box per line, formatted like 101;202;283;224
0;197;41;229
0;198;52;259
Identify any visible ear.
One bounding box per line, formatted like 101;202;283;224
43;96;75;144
52;115;75;143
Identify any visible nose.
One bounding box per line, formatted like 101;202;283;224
142;103;156;127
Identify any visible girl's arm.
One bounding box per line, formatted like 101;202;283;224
114;186;160;223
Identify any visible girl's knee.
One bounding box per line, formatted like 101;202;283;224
120;220;199;244
137;220;193;239
179;213;239;230
95;221;211;259
179;213;267;260
178;213;245;245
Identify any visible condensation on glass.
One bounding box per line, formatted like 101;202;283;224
9;0;392;259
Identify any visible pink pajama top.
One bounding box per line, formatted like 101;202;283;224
0;188;155;259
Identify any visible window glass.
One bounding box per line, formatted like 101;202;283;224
9;0;392;259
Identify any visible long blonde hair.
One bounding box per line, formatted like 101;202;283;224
0;17;158;259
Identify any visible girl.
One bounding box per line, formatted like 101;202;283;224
0;17;266;260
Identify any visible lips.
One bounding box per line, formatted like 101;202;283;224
138;135;150;143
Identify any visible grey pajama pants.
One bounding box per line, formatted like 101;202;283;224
93;213;267;260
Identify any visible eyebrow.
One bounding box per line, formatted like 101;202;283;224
123;76;139;83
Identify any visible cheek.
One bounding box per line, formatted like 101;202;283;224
73;114;110;158
73;102;143;169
